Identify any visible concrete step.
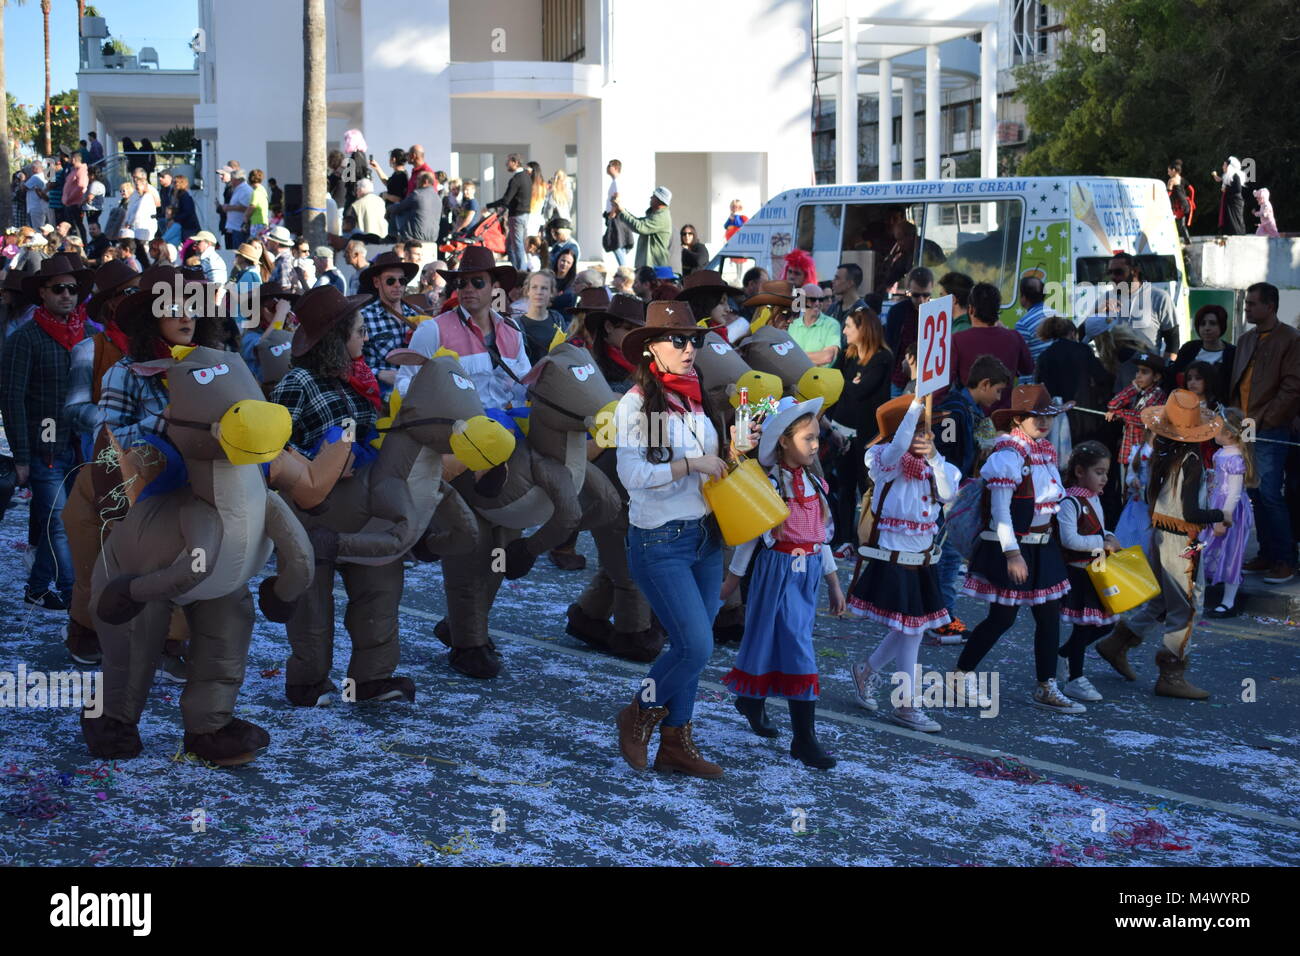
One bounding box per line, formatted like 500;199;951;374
1235;574;1300;621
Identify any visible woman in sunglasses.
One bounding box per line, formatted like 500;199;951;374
613;301;758;779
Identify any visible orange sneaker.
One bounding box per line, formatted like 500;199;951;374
925;617;967;646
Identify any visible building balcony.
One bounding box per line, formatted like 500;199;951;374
448;59;602;99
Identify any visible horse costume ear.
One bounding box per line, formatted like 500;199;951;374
520;356;550;386
384;348;429;367
129;359;176;378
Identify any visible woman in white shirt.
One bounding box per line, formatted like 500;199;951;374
127;169;159;264
613;301;755;779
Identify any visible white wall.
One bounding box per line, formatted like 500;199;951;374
450;0;544;61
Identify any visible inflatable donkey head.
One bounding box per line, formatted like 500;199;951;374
692;330;783;414
739;325;844;411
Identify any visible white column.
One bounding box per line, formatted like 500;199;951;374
576;102;606;265
877;58;892;183
836;16;858;183
980;23;998;178
899;77;915;180
925;44;940;179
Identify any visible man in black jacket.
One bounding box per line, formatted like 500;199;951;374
489;153;532;271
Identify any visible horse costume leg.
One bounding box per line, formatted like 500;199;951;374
442;514;497;651
62;468;102;636
341;559;404;685
180;588;254;735
284;561;337;696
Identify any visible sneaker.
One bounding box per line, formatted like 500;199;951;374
925;617;967;645
951;670;992;709
887;706;942;733
24;589;69;611
1062;675;1103;702
1242;555;1271;574
832;542;855;559
155;654;188;684
1032;679;1087;714
1263;563;1295;585
850;660;884;712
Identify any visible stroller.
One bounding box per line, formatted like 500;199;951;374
440;209;507;259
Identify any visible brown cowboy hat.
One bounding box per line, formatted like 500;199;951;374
865;393;950;447
437;245;518;293
357;250;417;294
291;286;373;357
620;300;699;365
743;279;796;309
990;383;1074;432
2;265;37;302
584;292;646;339
676;269;742;306
114;265;202;333
1141;388;1221;443
21;252;93;302
86;259;142;322
566;286;612;315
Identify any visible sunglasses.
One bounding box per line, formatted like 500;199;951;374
382;276;406;286
661;332;706;350
451;276;490;290
908;291;932;302
47;283;79;295
1107;268;1129;278
805;296;827;303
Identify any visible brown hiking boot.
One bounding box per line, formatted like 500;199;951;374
653;722;724;779
1263;563;1295;585
615;692;668;770
1096;621;1143;681
1154;649;1210;700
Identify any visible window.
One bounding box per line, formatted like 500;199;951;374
841;202;926;293
921;200;1024;307
794;203;843;282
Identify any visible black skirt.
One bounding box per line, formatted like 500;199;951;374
849;558;950;636
963;531;1070;607
1060;564;1117;626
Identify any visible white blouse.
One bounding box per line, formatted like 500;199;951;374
1057;494;1109;561
864;400;961;553
615;388;719;531
981;432;1065;552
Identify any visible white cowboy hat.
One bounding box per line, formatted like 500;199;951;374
265;225;293;246
757;395;823;468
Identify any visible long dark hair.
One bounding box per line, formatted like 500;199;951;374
1183;360;1225;408
126;307;224;363
293;312;359;379
632;342;726;465
1147;433;1196;505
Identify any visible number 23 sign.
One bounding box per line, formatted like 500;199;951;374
917;294;954;400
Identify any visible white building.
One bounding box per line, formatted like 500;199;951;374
189;0;816;261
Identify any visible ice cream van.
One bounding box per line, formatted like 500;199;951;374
709;176;1190;336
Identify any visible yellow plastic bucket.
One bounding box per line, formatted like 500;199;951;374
702;457;790;546
1086;545;1160;615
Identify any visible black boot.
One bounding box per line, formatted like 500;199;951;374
788;699;836;769
733;695;778;738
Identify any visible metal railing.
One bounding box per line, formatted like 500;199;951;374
92;149;201;195
542;0;585;62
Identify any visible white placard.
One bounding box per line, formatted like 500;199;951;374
916;294;954;400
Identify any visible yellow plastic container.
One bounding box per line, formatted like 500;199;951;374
1087;545;1160;615
702;457;790;546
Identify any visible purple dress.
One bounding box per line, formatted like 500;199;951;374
1199;448;1253;586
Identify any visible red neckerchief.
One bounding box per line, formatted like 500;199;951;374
1066;486;1098;498
32;304;87;352
346;357;382;411
102;320;130;356
650;363;703;406
899;452;933;481
1009;427;1056;461
604;343;636;373
778;463;818;501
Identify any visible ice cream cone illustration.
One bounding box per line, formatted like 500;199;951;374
1072;183;1111;250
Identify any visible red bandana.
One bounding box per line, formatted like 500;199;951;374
650;363;703;408
899;452;933;481
1010;427;1056;460
346;357;382;412
33;304;87;352
102;320;130;357
1066;486;1098;499
604;343;636;373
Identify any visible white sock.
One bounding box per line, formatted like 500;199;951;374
1222;581;1240;607
895;633;923;707
868;629;905;674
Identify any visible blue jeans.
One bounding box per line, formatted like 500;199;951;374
626;517;723;726
27;448;76;597
506;214;528;271
1250;427;1295;564
612;246;628;266
890;382;904;399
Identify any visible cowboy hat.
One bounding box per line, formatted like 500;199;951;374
676;269;742;308
290;286;373;357
743;279;796;309
113;265;201;333
1141;388;1222;443
990;383;1074;432
264;225;293;246
436;245;518;293
21;253;93;301
234;242;262;262
2;265;36;301
358;250;418;293
620;300;700;365
863;394;949;448
584;292;645;339
757;396;823;467
86;259;142;321
567;286;612;316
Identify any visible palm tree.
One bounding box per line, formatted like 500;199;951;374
0;0;29;229
302;0;326;247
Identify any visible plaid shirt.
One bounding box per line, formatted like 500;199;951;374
360;298;421;388
270;365;377;457
1108;383;1166;468
99;357;170;450
0;319;78;466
